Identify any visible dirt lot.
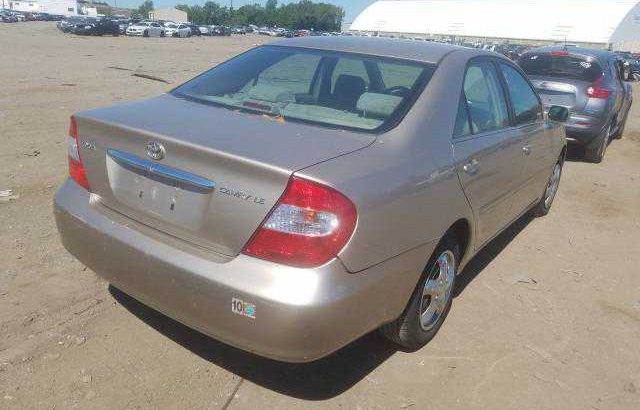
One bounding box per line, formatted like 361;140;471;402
1;22;639;410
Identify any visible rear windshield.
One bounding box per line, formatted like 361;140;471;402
518;53;603;82
172;46;436;132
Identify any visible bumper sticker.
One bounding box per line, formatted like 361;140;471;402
232;297;256;319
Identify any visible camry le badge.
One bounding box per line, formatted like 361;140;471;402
145;141;165;161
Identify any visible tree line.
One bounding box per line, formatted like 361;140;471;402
173;0;344;32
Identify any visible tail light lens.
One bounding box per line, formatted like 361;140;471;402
242;177;357;268
587;76;610;99
67;116;90;190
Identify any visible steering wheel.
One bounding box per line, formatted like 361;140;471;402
384;85;411;97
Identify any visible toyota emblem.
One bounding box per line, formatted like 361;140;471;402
145;141;165;161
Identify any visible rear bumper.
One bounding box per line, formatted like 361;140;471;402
54;180;426;362
564;114;605;145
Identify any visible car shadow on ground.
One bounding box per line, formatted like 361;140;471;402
109;285;398;400
109;212;534;400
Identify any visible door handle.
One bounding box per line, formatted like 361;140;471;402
522;145;532;156
463;159;479;175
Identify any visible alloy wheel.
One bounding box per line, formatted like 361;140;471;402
419;250;456;331
544;162;562;209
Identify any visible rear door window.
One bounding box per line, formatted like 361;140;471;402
498;63;542;125
463;61;510;134
518;52;603;82
453;95;471;138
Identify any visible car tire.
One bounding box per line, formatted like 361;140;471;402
380;237;459;350
143;30;149;37
584;123;611;163
533;157;563;217
613;114;628;140
160;31;165;37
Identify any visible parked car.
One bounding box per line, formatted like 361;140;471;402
115;19;131;34
210;25;230;36
198;25;212;36
518;46;633;162
54;37;568;363
58;16;93;33
73;18;120;36
230;25;247;35
186;23;201;36
0;11;18;23
10;11;26;22
617;51;640;80
164;23;191;38
126;21;165;37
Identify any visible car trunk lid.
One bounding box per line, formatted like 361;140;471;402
528;76;592;113
74;94;375;257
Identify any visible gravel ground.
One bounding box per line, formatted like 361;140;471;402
1;22;639;410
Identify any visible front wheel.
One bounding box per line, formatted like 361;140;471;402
533;158;563;217
380;237;459;350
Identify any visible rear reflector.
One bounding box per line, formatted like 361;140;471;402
68;116;90;190
242;177;357;268
587;76;610;99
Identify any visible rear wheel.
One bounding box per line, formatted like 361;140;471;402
613;114;628;140
380;237;459;350
585;123;611;163
533;158;563;217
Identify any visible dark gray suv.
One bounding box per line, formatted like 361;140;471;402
518;46;633;163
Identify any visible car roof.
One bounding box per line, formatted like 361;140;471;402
271;36;492;64
525;45;617;61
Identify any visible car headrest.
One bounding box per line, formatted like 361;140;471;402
357;93;403;119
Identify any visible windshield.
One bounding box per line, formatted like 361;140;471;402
518;52;604;82
172;46;435;132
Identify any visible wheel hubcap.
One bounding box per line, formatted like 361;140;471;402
544;162;562;209
419;250;456;331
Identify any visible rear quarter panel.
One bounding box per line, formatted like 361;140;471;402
299;50;476;274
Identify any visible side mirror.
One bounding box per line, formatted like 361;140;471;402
548;105;569;122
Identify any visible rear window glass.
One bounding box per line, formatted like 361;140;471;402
518;53;603;82
172;46;435;132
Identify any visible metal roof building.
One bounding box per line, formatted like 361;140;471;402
350;0;640;51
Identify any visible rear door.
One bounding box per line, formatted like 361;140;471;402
497;62;552;213
453;59;525;247
610;58;630;130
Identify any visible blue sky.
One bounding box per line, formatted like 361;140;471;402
113;0;376;23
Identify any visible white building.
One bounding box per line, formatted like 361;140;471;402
148;7;187;23
350;0;640;51
3;0;78;15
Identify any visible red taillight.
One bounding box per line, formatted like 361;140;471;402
549;51;569;56
587;76;610;99
242;177;357;268
67;116;90;190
